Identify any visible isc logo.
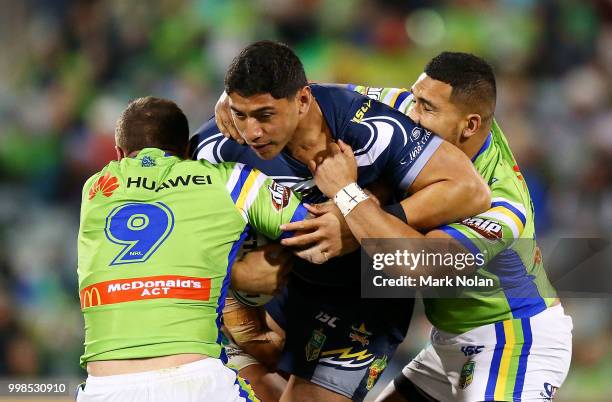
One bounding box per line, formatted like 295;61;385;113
315;311;339;328
461;345;484;356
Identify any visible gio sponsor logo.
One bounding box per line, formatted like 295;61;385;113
411;127;422;141
89;172;119;200
268;182;290;211
461;217;503;240
81;287;102;308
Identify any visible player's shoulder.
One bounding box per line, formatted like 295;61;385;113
341;98;425;165
487;156;531;212
352;85;414;112
489;174;530;219
80;161;119;202
311;83;366;106
190;117;246;163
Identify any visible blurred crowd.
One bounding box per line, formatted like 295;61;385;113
0;0;610;400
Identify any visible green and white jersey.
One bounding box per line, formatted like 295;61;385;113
77;148;305;366
352;85;557;334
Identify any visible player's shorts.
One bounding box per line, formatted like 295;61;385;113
76;358;259;402
398;304;573;402
265;274;414;402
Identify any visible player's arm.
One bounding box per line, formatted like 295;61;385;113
284;135;489;252
310;142;520;274
311;140;489;248
212;162;305;295
320;83;490;230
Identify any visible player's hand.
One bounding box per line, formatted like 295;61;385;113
310;140;358;198
214;91;244;144
230;244;293;294
279;201;360;263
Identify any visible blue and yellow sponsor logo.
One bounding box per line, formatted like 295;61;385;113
351;100;372;123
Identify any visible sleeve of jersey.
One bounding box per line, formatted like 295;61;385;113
224;163;307;240
190;117;231;163
350;85;413;114
437;197;528;264
383;117;443;191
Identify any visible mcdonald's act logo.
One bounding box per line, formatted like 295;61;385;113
81;287;102;308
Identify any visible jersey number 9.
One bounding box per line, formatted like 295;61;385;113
105;202;174;266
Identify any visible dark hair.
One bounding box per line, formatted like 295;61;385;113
115;96;189;155
224;40;308;99
425;52;496;120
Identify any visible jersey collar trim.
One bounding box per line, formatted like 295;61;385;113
471;132;492;163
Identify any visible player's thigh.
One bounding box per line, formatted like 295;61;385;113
402;340;454;402
376;374;441;402
441;306;572;401
494;305;572;401
273;280;414;401
281;375;352;402
239;364;286;402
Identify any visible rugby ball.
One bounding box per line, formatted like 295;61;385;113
230;289;273;307
231;229;274;307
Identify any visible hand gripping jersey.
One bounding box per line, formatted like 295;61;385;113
77;148;305;366
190;85;443;286
353;85;558;333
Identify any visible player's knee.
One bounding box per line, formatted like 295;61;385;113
390;373;438;402
281;376;352;402
239;364;286;402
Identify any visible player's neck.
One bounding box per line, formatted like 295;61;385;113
285;99;332;164
462;127;491;160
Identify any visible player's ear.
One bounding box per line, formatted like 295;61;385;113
296;86;311;115
462;114;481;139
115;146;126;161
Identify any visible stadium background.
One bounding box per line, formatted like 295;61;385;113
0;0;610;400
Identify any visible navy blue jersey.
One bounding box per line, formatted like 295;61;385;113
190;85;442;286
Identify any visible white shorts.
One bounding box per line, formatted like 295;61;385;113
76;358;259;402
402;305;573;402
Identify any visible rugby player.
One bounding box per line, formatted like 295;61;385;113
191;41;490;402
307;52;573;402
76;96;308;401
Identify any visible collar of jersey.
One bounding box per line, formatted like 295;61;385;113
134;148;175;158
471;132;492;163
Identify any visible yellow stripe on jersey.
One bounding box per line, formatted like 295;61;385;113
235;170;261;213
489;206;525;234
389;90;403;109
